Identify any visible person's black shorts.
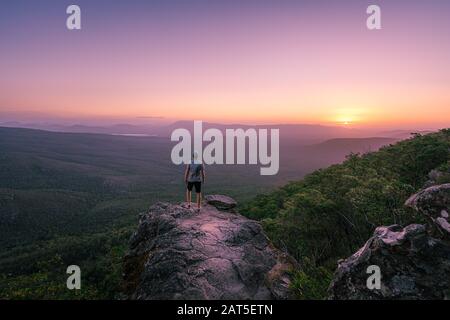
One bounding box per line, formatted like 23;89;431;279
187;181;202;193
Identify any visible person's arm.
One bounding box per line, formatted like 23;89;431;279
201;165;206;183
184;165;189;184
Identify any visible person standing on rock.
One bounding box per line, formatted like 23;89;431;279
184;151;205;211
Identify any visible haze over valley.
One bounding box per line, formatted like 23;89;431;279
0;122;404;247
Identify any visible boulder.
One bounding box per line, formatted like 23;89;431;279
405;183;450;239
204;194;237;211
123;201;297;300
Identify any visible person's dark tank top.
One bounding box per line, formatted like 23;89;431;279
188;163;203;182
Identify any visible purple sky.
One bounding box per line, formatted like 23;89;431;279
1;0;450;129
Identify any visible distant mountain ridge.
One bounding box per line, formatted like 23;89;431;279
0;121;373;144
306;137;397;153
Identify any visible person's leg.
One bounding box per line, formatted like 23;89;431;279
196;192;202;209
186;182;193;207
189;191;192;207
186;189;191;207
195;182;202;209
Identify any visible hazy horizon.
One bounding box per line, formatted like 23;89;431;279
0;109;447;132
0;113;445;133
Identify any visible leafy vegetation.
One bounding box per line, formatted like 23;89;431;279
242;129;450;299
1;127;449;299
0;127;287;299
0;228;131;299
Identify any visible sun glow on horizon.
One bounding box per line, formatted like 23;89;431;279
333;111;359;127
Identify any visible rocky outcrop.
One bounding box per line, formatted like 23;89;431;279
329;184;450;300
123;196;297;300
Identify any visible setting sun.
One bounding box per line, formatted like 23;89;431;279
335;115;355;126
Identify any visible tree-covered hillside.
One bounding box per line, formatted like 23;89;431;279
242;129;450;299
0;126;334;299
1;127;448;299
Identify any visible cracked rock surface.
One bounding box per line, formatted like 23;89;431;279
123;198;297;300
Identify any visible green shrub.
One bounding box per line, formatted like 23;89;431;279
243;129;450;299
